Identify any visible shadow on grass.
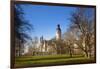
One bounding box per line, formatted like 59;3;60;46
15;55;96;68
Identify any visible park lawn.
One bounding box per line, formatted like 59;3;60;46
15;54;95;68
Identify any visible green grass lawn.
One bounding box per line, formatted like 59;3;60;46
15;54;95;68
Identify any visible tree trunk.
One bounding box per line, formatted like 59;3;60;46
69;46;72;58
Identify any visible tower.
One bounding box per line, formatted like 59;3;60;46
56;24;61;40
40;36;43;43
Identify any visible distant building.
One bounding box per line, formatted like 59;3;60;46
39;36;57;55
39;24;62;55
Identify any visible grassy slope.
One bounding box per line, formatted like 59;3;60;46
15;55;95;68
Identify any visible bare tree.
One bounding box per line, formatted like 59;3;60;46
69;8;95;58
63;29;77;57
14;5;33;56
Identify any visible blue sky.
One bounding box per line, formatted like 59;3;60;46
17;4;84;40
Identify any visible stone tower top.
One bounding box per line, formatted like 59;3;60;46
57;24;61;31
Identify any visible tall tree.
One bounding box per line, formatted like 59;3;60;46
69;7;95;58
14;5;33;56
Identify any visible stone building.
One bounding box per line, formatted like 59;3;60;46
39;24;62;55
